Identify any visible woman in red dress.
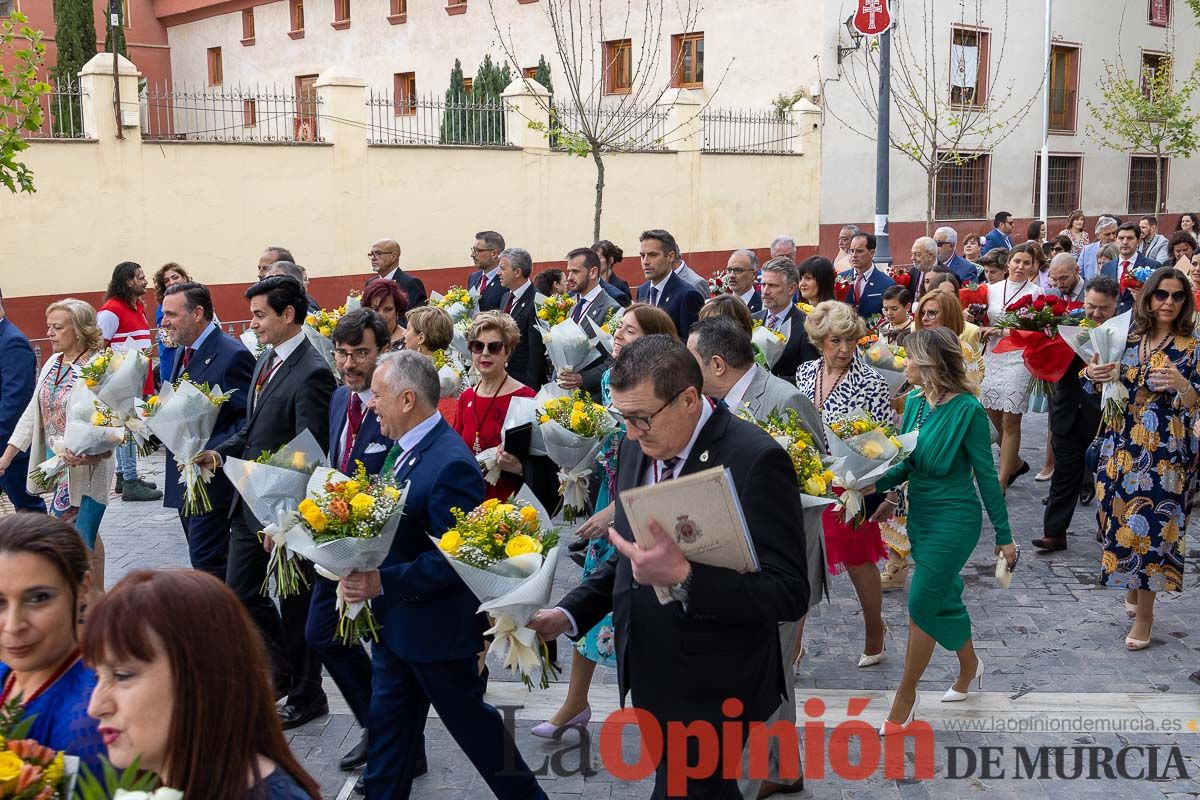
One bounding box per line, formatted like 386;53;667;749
453;312;535;502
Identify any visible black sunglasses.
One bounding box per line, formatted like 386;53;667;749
1151;289;1188;304
467;340;505;355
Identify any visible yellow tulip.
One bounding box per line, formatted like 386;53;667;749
298;498;317;515
301;506;328;533
306;315;318;326
383;486;401;501
342;480;360;496
146;395;159;406
570;408;587;429
319;326;332;337
504;534;541;558
862;440;884;459
497;503;517;516
439;530;463;554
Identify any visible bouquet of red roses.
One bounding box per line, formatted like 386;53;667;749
886;266;911;290
834;273;853;302
958;282;989;325
992;294;1082;396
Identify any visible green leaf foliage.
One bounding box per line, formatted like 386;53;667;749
0;11;50;192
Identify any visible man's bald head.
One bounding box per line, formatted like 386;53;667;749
1048;253;1080;294
370;239;401;276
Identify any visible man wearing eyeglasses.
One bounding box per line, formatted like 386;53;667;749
981;211;1015;255
832;225;858;272
1101;223;1157;313
367;238;427;314
934;226;980;284
725;249;762;312
528;335;809;799
467;230;508;312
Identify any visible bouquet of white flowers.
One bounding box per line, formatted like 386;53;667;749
1057;310;1133;428
862;339;909;396
751;321;787;369
239;328;269;358
30;384;125;491
825;410;918;524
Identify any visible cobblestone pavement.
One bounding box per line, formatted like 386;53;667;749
43;412;1200;799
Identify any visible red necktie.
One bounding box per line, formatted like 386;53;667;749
254;351;278;392
340;394;364;473
503;293;515;314
478;272;489;295
1121;260;1130;281
181;347;195;368
855;275;865;303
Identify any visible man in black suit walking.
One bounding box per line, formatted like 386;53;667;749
751;257;819;384
530;335;808;799
1034;277;1118;551
635;229;705;338
497;246;548;390
199;275;336;729
368;238;428;314
467;230;508;312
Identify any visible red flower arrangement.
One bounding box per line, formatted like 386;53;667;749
834;274;853;303
992;294;1084;395
888;266;911;290
958;282;990;325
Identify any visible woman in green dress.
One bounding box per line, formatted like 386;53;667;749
869;328;1017;731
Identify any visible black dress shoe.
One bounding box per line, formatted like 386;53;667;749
1079;486;1095;505
1031;536;1067;552
278;700;329;730
339;735;368;771
351;757;427;794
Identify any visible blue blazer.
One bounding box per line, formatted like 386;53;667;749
981;228;1013;255
164;325;255;511
328;387;392;475
373;418;486;663
635;271;705;338
1100;252;1158;313
942;254;980;284
839;268;895;320
467;269;507;312
0;318;37;448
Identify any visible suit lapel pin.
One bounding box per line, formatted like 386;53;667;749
699;451;709;463
407;458;416;468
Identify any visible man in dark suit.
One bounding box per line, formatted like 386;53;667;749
981;211;1015;255
200;275;336;730
159;282;255;579
467;230;508;312
934;226;982;284
839;232;895;320
343;351;547;800
559;247;620;400
752;257;819;385
635;228;705;338
1101;223;1159;313
0;288;44;513
726;249;763;313
368;238;428;314
497;247;548;390
530;335;808;799
1034;278;1118;552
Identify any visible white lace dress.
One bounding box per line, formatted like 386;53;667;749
979;279;1043;413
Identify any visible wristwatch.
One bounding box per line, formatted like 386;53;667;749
668;567;693;604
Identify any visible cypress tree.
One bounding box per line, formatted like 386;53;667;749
533;54;553;94
439;58;468;144
51;0;96;134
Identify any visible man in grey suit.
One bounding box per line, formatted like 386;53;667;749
557;247;620;401
673;246;711;297
685;315;823;800
751;257;820;384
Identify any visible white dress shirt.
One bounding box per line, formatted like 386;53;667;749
261;328;307;387
764;304;794;339
390;409;443;474
739;288;757;306
574;284;605;318
723;367;758;413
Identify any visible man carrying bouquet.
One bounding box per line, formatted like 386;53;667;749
344;350;547;800
529;336;809;799
158;282;254;580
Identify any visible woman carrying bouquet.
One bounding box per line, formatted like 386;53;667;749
871;328;1015;732
532;303;678;738
795;301;892;668
0;299;112;592
84;569;320;798
363;277;410;351
1085;267;1200;651
978;243;1044;487
0;514;106;774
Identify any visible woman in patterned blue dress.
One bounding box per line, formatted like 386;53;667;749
0;514;105;774
1085;267;1200;651
532;303;678;737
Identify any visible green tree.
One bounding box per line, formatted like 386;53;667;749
51;0;96;134
533;54;553;94
0;12;51;193
1085;55;1200;215
469;54;509;144
439;58;469;144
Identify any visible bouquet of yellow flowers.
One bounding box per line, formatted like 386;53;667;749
429;286;479;324
223;430;329;598
796;301;815;315
740;408;833;497
537;391;617;521
435;490;563;689
30;384;125;491
751;320;787;369
862;339;909;396
431;348;469;399
303;307;344;373
287;464;409;644
825;409;917;524
535;294;576;327
80;347;150;424
0;698;72;799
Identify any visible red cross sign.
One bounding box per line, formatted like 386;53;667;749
853;0;892;36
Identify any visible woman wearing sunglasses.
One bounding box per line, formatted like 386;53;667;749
1084;267;1200;651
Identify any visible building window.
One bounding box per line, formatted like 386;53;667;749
1033;154;1082;217
296;74;319;141
389;0;406;21
949;27;989;107
604;39;632;94
241;8;255;42
462;77;473;95
1149;0;1170;26
332;0;350;28
1128;156;1168;213
121;0;131;27
394;72;416;115
523;66;538;79
0;0;12;16
207;47;222;86
290;0;305;32
243;99;257;127
1140;51;1168;101
1048;44;1078;133
671;32;703;88
446;0;466;14
935;152;990;219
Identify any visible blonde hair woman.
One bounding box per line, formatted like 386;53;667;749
0;298;113;596
870;327;1015;732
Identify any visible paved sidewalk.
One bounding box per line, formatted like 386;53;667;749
66;413;1200;798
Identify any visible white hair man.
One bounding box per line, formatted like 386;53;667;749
906;237;939;298
933;226;979;284
1078;215;1120;281
770;235;797;261
833;225;858;271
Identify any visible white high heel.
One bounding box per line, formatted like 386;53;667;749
857;624;888;668
879;691;920;736
942;656;985;702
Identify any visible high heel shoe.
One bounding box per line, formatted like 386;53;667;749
879;692;920;736
791;642;808;676
857;624;888;668
530;706;591;738
1125;624;1152;651
942;656;985;702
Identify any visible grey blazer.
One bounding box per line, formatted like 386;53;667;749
675;262;710;297
736;365;826;450
577;288;623;328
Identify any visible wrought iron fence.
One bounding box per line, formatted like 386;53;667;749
8;79;88;139
366;90;510;147
700;107;796;154
549;104;670;152
140;82;324;143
